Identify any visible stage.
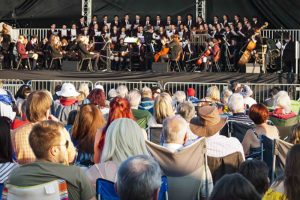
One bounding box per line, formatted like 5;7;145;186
0;68;294;84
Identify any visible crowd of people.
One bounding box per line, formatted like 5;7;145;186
0;79;300;199
1;13;294;73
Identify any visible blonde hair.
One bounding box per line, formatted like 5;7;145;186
26;91;52;122
274;91;292;114
154;92;174;124
78;83;90;97
101;118;149;163
206;86;220;102
141;86;152;98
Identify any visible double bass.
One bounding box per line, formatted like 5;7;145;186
238;22;268;65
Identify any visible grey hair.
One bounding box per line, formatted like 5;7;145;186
221;89;233;105
101;118;149;163
117;155;162;200
274;91;292;114
176;101;196;122
228;93;245;113
162;115;188;144
127;89;141;108
173;91;186;104
116;85;129;98
108;88;117;99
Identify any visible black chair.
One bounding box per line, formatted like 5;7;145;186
261;135;276;183
77;53;93;72
225;120;255;143
15;54;31;70
148;127;163;145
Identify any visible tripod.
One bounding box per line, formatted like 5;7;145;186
222;36;233;71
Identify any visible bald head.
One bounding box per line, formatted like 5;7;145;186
162;115;188;144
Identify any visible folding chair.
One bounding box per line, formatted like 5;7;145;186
15;55;31;70
96;176;168;200
77;57;93;72
261;135;276;183
148;127;163;145
2;179;68;200
226;120;255;143
146;138;212;200
0;183;4;200
48;57;62;70
167;50;183;72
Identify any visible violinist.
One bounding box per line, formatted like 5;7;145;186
118;38;130;70
49;35;63;69
166;34;181;61
77;35;100;72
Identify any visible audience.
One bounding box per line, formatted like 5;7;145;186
72;104;106;167
190;106;245;159
11;90;76;164
290;123;300;144
263;144;300;200
209;173;261;200
172;91;186;109
116;85;128;98
239;160;269;195
87;118;149;187
87;88;109;117
93;97;135;163
14;84;31;116
7;121;96;200
227;93;253;123
0;117;18;183
139;86;154;113
0;84;16;121
116;155;161;200
242;104;279;155
271;91;296;119
186;87;199;104
127;89;152;129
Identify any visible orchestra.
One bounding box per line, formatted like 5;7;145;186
0;14;275;72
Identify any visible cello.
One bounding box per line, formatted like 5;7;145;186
238;22;268;65
154;37;170;62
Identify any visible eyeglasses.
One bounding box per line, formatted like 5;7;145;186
53;140;69;149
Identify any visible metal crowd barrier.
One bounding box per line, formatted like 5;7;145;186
27;80;94;94
163;82;300;103
1;79;25;95
18;28;51;41
94;81;162;97
262;29;300;42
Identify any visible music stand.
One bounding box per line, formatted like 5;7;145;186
124;37;138;71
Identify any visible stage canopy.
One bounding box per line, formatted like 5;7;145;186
0;0;299;28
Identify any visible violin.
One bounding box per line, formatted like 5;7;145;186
196;47;211;65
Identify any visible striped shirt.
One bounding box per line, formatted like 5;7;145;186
0;162;18;183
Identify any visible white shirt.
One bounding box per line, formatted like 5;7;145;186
206;132;245;160
163;143;184;152
244;97;257;108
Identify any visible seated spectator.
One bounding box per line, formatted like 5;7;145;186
11;100;29;129
209;173;261;200
108;88;117;101
190;106;245;159
0;117;18;183
172;91;186;109
14;84;31;116
239;160;269;195
87;118;149;186
116;85;128;98
263;87;280;107
127;89;151;129
139;86;154;113
240;84;257;109
148;92;175;127
11;90;76;164
72;104;106;167
202;86;221;104
227;93;253;123
263;144;300;200
176;101;199;142
87;88;110;118
151;86;162;99
242;104;279;155
116;155;161;200
0;85;16;121
53;83;80;125
220;88;233;114
94;97;135;163
161;115;188;151
290;123;300;144
186;87;199;104
7;121;96;200
270;91;296;119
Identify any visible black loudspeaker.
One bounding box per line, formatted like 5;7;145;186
62;61;78;71
152;62;168;73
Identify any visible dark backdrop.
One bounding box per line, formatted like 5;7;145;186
0;0;299;28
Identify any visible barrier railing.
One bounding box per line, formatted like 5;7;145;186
163;82;300;103
1;79;25;95
262;29;300;42
27;80;94;94
18;28;51;41
95;81;162;97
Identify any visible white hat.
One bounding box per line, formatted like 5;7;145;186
95;84;104;91
56;83;80;97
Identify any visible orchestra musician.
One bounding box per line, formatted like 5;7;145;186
16;35;38;70
161;34;181;62
77;35;100;72
49;35;64;69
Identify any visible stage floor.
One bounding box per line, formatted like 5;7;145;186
0;68;292;84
